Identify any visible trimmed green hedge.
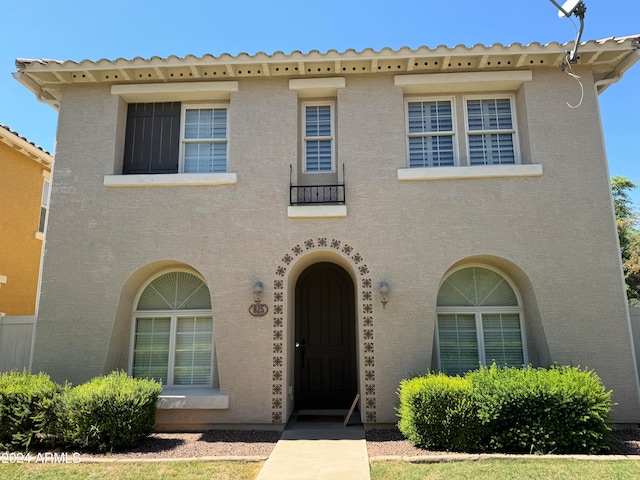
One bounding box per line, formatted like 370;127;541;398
397;365;612;454
58;371;162;451
0;370;161;452
0;370;61;451
397;373;485;452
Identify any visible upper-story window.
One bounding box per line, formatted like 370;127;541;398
181;105;228;173
123;102;228;175
406;98;455;168
466;97;517;166
38;179;50;235
404;94;519;169
303;102;334;173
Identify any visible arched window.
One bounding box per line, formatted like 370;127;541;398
436;266;526;375
130;270;217;387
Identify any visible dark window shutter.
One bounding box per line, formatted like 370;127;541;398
123;102;181;174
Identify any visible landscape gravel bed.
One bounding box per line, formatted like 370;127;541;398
80;430;281;460
73;427;640;460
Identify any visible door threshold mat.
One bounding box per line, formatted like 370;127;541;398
296;415;345;423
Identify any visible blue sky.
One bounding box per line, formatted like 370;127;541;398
2;1;638;199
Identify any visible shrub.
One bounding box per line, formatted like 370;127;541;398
0;370;62;451
397;373;485;452
467;365;612;454
58;371;161;451
397;365;612;454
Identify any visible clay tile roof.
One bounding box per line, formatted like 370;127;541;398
13;35;640;108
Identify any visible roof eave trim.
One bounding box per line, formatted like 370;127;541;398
595;49;640;94
12;72;60;110
0;127;53;167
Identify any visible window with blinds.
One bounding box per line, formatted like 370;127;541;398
466;98;516;166
437;313;479;374
123;102;229;174
482;313;524;367
174;316;214;385
407;99;455;167
182;106;228;173
403;95;520;170
303;103;334;172
132;317;171;382
131;271;217;388
436;266;525;375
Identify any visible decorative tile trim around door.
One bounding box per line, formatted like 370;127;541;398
271;238;377;424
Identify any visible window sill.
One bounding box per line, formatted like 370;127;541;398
157;388;229;409
104;173;237;187
288;205;347;218
397;164;543;181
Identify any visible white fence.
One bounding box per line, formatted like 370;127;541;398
0;315;34;372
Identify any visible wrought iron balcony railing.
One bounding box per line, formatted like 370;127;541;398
290;184;345;205
289;164;345;206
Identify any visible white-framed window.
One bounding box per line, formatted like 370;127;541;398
130;270;218;387
406;98;456;167
465;96;518;166
180;104;228;173
402;94;520;170
436;266;527;375
38;179;50;234
303;101;334;173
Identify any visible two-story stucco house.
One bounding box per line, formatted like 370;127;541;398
0;125;52;372
14;35;640;430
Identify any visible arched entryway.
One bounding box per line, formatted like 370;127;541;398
294;262;357;410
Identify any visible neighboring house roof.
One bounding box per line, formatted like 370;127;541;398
0;124;52;167
14;35;640;108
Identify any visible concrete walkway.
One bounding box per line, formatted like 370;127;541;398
255;413;370;480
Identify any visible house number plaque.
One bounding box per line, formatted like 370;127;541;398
249;303;268;317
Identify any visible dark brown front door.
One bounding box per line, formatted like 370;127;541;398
295;263;357;410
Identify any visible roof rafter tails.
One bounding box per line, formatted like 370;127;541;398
51;71;69;83
609;49;640;78
153;67;167;80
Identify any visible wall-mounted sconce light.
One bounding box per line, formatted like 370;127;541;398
249;281;268;317
253;281;264;303
379;282;390;309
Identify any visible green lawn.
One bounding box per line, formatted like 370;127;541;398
371;459;640;480
0;460;262;480
2;458;640;479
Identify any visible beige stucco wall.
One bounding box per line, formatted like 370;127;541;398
32;67;640;427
